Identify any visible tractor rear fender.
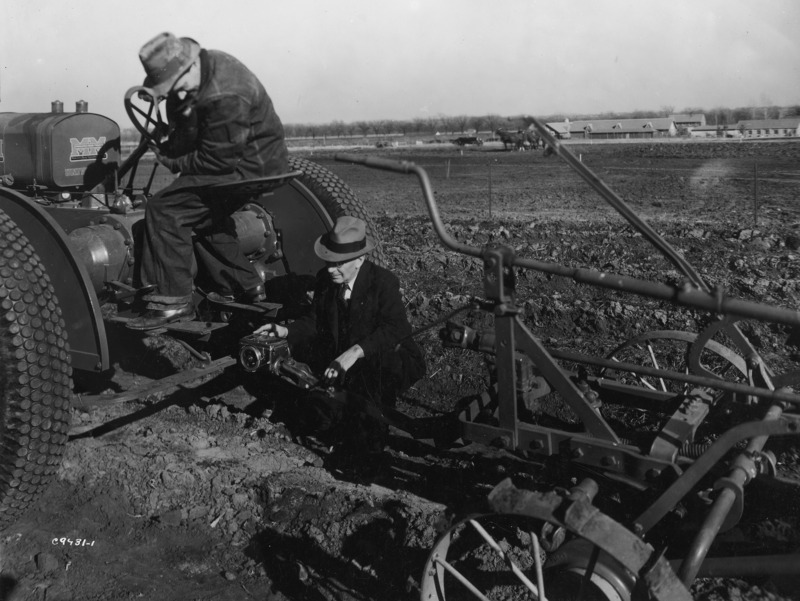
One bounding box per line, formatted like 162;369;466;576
0;187;108;372
268;155;385;275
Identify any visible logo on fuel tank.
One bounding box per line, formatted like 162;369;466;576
69;137;107;162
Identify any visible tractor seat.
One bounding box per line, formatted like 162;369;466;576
209;170;302;197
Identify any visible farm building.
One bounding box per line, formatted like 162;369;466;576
733;118;800;138
550;118;677;139
688;118;800;139
688;125;739;138
587;123;654;140
670;113;707;128
544;120;571;139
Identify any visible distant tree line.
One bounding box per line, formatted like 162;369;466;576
121;104;800;144
279;104;800;140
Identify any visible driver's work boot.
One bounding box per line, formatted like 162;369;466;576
127;301;195;330
206;284;266;304
242;284;267;303
205;291;236;304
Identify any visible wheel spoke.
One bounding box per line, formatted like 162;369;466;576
635;372;658;391
645;343;668;392
603;330;748;395
468;519;544;599
433;557;493;601
422;515;554;601
529;530;546;601
611;355;658;390
578;544;601;599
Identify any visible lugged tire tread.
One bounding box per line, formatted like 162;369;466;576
288;156;386;266
0;208;72;531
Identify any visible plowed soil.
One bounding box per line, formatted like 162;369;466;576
3;139;800;601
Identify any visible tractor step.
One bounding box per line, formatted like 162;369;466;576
107;315;229;336
159;320;230;335
206;298;282;316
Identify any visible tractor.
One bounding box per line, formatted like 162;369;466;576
0;89;383;531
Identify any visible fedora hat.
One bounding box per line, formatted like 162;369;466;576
314;216;375;262
139;32;200;98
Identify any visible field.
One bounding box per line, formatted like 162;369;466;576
3;139;800;600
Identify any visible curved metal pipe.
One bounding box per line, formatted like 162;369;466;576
678;487;737;585
334;153;800;329
674;554;800;578
677;403;785;585
335;154;480;259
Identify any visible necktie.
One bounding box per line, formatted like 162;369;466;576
338;283;349;307
336;284;349;352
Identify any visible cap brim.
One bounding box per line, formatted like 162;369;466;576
142;39;200;99
314;236;375;262
142;75;177;100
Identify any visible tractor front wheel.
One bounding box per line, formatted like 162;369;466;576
0;208;73;531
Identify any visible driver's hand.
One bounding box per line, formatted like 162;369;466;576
148;141;165;161
323;345;364;384
148;142;179;173
144;119;170;146
253;323;288;338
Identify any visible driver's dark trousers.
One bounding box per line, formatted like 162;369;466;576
139;175;262;308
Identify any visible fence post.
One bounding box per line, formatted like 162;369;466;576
753;161;759;227
488;162;493;218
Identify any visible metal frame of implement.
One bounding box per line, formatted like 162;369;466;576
335;130;800;598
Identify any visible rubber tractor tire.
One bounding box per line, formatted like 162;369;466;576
0;208;73;531
288;156;386;267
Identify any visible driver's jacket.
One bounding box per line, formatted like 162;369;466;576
159;48;288;180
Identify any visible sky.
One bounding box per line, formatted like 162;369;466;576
1;0;799;129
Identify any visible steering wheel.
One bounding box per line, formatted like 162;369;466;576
123;85;169;147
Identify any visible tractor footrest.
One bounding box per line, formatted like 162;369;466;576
161;320;229;335
207;299;282;316
108;315;228;336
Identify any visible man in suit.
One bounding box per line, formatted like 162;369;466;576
255;215;425;412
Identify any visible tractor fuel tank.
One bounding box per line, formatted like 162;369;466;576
0;110;120;191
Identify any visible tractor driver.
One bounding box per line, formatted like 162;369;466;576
128;32;289;330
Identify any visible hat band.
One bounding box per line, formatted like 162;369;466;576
152;53;187;84
324;236;366;254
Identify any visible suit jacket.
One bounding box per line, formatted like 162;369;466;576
287;260;425;400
